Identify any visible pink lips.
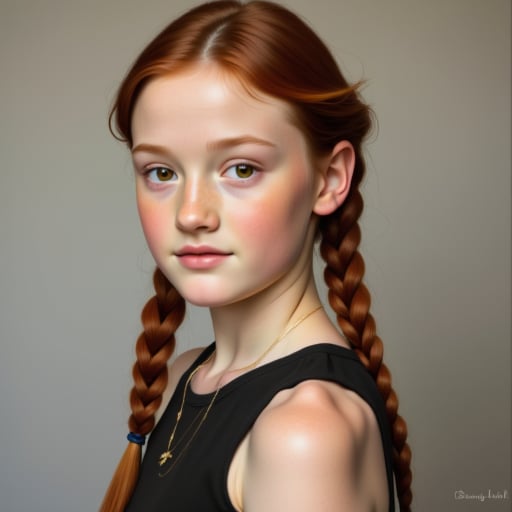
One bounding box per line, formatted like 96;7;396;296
175;245;232;270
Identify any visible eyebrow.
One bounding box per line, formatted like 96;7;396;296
131;143;172;156
206;135;276;151
131;136;276;155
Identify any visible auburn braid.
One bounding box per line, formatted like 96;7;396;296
129;267;186;435
319;177;413;511
99;268;185;512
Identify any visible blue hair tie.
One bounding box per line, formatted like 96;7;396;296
127;432;146;446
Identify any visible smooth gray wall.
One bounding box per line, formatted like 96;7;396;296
1;0;510;510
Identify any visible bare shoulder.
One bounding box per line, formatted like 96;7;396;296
241;380;388;512
169;346;206;380
156;346;205;423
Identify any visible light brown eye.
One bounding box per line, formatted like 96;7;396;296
146;167;176;182
235;164;255;178
156;167;173;181
225;163;257;179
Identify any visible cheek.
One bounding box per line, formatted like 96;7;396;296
136;197;170;254
232;178;312;249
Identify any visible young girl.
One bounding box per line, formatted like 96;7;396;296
101;1;412;510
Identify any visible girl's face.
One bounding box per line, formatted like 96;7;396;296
131;63;324;308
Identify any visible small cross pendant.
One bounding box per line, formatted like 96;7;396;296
159;450;173;466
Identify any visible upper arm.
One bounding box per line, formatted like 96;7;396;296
241;381;388;512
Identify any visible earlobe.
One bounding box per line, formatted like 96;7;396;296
313;141;355;216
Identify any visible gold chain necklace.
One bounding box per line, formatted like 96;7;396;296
157;304;323;476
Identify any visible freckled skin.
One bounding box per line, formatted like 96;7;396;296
131;64;321;308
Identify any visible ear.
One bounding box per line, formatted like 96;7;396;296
313;140;355;216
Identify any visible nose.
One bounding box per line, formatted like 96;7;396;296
175;176;220;232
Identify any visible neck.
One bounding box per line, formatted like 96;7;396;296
206;272;323;376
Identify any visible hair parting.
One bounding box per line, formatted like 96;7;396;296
102;2;413;510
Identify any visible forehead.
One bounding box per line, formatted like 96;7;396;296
131;63;300;144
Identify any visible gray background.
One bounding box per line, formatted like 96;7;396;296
1;0;510;510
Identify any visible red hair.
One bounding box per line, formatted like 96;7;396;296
101;1;412;510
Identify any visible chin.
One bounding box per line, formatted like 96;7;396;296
180;294;236;309
171;280;238;308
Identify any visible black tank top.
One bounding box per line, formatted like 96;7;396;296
126;343;395;511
